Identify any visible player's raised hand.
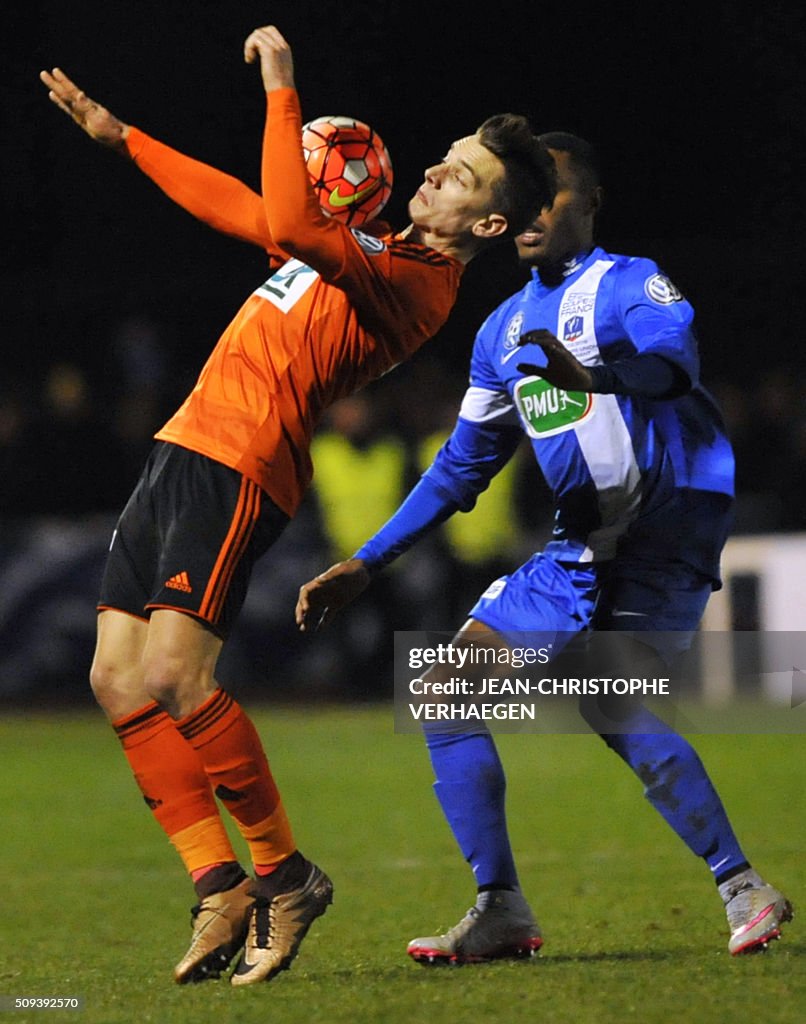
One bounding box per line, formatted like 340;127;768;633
39;68;129;152
296;558;372;632
244;25;295;93
517;329;594;390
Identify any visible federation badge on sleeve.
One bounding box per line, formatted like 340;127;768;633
644;273;683;304
504;310;525;351
350;229;387;254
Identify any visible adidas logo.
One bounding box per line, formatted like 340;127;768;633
165;571;192;593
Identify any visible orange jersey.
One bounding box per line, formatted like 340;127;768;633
124;89;463;517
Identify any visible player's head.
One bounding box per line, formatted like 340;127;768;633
515;131;603;271
408;115;555;263
476;114;557;236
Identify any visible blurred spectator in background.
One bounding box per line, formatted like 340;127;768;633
308;391;414;695
416;411;525;618
311;393;408;561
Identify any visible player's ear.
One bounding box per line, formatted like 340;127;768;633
588;185;604;217
472;212;508;240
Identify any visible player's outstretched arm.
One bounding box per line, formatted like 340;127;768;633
243;25;296;92
40;67;272;249
40;68;129;152
519;327;691;398
295;559;372;633
244;25;352;278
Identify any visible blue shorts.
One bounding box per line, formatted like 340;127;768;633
593;556;714;661
469;554;598;654
469;553;713;663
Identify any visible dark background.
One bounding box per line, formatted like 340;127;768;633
6;1;805;393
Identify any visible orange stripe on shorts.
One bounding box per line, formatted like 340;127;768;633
199;477;261;623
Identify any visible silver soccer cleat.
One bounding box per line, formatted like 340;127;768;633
407;888;543;965
726;881;793;955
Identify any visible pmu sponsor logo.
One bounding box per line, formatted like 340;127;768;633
514;376;593;438
563;315;584;342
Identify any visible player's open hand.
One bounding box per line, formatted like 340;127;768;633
296;558;372;632
39;68;129;152
244;25;295;93
517;329;594;391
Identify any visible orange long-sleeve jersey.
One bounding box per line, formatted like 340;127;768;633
124;88;463;517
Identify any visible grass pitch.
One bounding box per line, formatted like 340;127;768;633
0;706;802;1024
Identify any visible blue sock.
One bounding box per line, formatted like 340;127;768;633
600;707;747;877
425;729;519;890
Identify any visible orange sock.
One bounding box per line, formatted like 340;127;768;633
113;702;238;874
176;688;296;868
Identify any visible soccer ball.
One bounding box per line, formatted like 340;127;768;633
302;115;393;227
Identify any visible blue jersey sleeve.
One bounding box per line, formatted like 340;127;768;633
353;416;522;570
616;259;700;386
424;417;523;507
467;312;505;391
588;353;690;398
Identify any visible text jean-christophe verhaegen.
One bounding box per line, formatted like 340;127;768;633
402;641;669;722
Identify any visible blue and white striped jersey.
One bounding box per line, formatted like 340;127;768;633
426;247;735;580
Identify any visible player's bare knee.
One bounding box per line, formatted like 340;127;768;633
89;657;138;716
141;659;183;712
141;651;208;719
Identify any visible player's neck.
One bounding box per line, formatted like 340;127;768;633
536;246;594;285
401;224;479;265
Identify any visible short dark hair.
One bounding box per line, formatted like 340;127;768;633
477;114;557;236
537;131;601;191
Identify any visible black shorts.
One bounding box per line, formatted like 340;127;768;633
98;442;289;639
